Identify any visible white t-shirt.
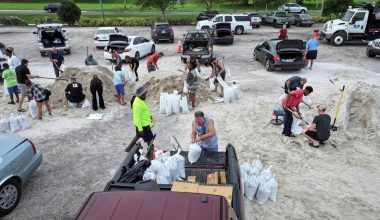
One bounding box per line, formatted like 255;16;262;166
7;55;21;71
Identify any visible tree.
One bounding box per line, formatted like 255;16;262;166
296;0;304;5
196;0;219;10
57;0;81;25
322;0;354;17
137;0;174;18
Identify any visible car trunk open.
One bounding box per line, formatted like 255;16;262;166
278;49;303;62
276;39;304;50
183;40;209;56
106;34;129;53
40;29;65;48
214;23;232;38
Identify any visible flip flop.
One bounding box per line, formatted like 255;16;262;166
17;109;26;112
309;143;319;148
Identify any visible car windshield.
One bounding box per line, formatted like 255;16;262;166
276;12;287;17
299;14;311;19
341;10;355;21
156;24;170;29
97;29;115;35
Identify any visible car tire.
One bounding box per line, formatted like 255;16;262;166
0;179;21;216
300;10;305;14
331;32;346;46
66;49;71;55
40;51;45;57
135;52;140;60
253;51;259;61
296;21;299;27
256;25;260;28
265;59;274;71
273;20;277;28
366;49;375;58
287;24;290;28
201;26;210;32
235;26;244;35
150;45;155;55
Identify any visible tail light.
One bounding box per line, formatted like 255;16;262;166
124;48;131;52
273;55;280;61
0;57;6;62
94;36;99;40
30;141;37;154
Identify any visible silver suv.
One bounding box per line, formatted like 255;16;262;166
278;3;307;14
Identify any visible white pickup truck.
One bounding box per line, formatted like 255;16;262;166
196;14;253;35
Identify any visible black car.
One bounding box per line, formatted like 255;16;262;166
367;39;380;57
151;21;174;43
212;23;234;45
293;14;315;27
43;3;61;13
253;39;306;71
196;10;219;21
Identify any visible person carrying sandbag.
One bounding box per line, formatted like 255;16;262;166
191;111;218;152
25;79;52;120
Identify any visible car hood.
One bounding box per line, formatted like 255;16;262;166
109;34;128;42
277;39;304;50
0;134;26;156
330;19;347;25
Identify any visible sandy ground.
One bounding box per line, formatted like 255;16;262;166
0;24;380;220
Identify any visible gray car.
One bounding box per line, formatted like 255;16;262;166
278;3;307;14
367;39;380;57
0;134;42;216
293;14;315;27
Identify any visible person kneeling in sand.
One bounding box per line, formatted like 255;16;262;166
302;104;331;148
191;111;218;152
64;77;86;108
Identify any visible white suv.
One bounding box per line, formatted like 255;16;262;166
196;14;253;35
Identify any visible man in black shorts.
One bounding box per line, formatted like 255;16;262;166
64;77;86;108
305;37;319;70
205;58;226;97
302;104;331;147
125;55;139;81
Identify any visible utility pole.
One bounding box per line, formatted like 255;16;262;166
99;0;105;18
321;0;325;16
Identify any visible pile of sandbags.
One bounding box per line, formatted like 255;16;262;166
215;76;241;103
0;114;32;133
159;90;190;116
143;149;186;184
240;155;278;205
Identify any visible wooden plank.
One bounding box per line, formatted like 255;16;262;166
214;171;219;184
207;173;217;184
187;176;197;183
197;185;233;205
219;171;226;184
171;181;199;193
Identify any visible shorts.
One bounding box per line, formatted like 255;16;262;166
305;130;328;142
65;93;85;104
37;97;49;103
215;73;226;84
136;126;154;142
18;83;27;96
147;65;156;73
306;50;318;60
115;84;125;96
7;85;19;94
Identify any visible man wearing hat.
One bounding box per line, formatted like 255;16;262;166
302;104;331;148
64;76;86;108
128;86;154;158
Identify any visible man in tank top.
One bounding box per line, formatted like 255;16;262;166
191;111;218;152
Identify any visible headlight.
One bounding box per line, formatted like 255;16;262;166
368;41;373;46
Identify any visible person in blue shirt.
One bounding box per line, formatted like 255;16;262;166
305;37;319;70
113;66;126;105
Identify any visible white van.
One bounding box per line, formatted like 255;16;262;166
196;14;253;35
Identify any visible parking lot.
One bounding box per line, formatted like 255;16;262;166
1;24;380;219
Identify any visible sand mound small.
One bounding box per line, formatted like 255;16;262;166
49;66;116;108
343;82;380;140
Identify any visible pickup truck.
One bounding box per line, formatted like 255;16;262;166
75;143;245;220
263;11;294;28
181;30;213;63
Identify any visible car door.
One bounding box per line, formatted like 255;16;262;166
140;37;151;56
133;37;143;56
212;15;224;25
348;11;367;34
258;41;269;62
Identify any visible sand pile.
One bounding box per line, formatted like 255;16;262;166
343;82;380;140
130;71;212;106
49;66;117;108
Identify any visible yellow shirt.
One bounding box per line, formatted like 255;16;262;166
133;96;151;132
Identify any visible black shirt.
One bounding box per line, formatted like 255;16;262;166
285;76;303;91
15;64;30;84
129;57;139;67
65;82;85;103
50;52;64;66
313;114;331;141
90;78;103;90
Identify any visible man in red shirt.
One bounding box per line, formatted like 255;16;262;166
147;52;164;73
279;24;288;40
282;86;313;137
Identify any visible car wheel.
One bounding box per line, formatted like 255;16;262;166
265;59;273;71
273;20;277;28
296;21;299;27
66;49;71;55
256;25;260;28
331;32;346;46
135;52;140;60
0;179;21;216
150;45;155;55
40;51;45;57
287;24;290;28
253;51;259;61
201;26;210;33
235;26;244;35
366;49;375;58
300;10;305;14
170;38;174;43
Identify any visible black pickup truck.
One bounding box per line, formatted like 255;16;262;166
75;143;245;220
180;30;214;63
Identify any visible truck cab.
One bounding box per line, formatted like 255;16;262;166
320;3;380;46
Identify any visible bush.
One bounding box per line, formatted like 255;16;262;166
312;16;329;23
322;0;354;17
75;17;195;27
0;16;28;26
57;0;81;25
34;16;58;24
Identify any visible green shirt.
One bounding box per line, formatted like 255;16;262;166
133;96;151;132
2;69;17;88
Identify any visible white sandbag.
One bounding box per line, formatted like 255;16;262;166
180;96;190;114
9;114;21;133
165;94;173;116
173;90;179;95
172;151;186;179
256;177;272;205
209;78;215;90
250;155;263;176
133;149;146;164
172;95;181;114
0;115;10;133
28;100;38;119
164;156;179;181
149;159;171;184
128;70;136;82
68;101;77;108
143;168;156;181
60;64;65;72
268;175;278;202
241;171;248;198
291;118;303;135
240;162;252;175
183;81;188;93
82;99;91;109
259;165;273;183
188;143;202;164
245;174;260;200
159;93;168;114
17;114;31;130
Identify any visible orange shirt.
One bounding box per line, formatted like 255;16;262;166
282;89;304;109
147;53;159;65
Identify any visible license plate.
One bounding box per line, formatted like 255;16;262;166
162;30;166;33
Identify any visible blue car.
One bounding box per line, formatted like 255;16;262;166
0;134;42;216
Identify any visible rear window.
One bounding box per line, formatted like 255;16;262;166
186;32;208;39
276;12;288;17
155;24;170;29
234;16;250;21
97;29;115;35
299;14;311;19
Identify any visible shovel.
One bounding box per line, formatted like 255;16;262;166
287;108;309;125
331;85;345;131
38;77;68;81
